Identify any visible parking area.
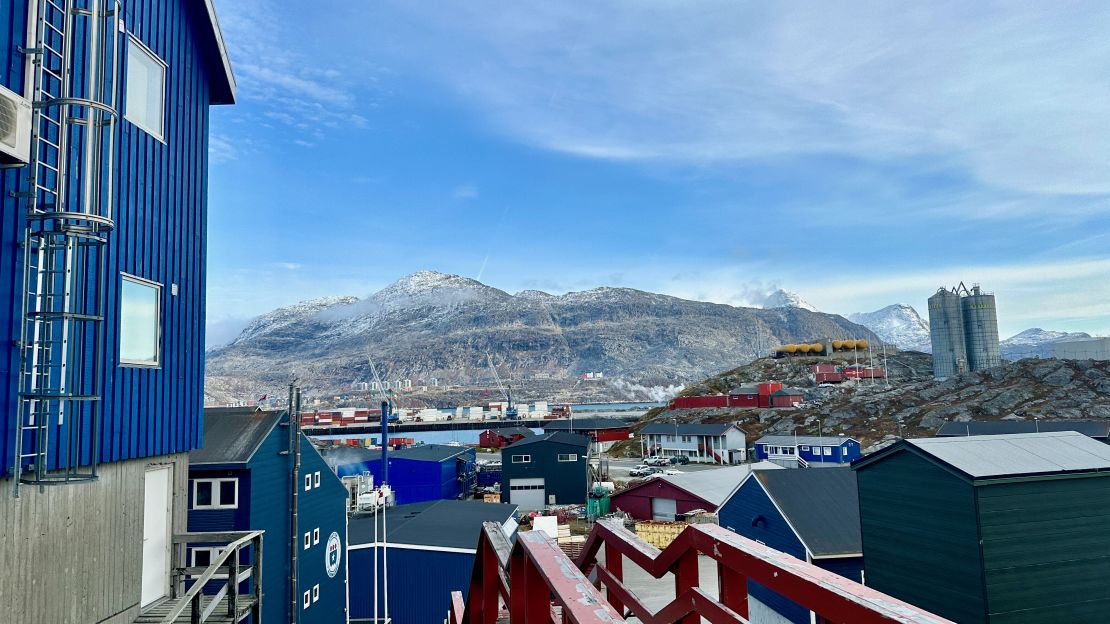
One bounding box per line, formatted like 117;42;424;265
603;457;728;480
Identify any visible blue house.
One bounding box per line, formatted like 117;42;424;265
752;435;861;467
348;500;518;624
323;444;477;505
0;1;237;621
718;468;863;624
189;407;349;624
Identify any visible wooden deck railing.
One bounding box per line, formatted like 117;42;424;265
449;519;953;624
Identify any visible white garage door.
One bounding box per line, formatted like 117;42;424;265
651;497;677;521
509;478;546;511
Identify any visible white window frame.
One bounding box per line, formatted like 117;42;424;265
119;273;162;368
304;474;312;491
314;471;321;488
800;446;810;451
312;584;320;603
189;547;227;579
191;478;238;510
557;453;577;462
511;455;531;464
313;528;320;545
124;34;167;141
303;532;311;550
823;447;833;456
303;590;311;609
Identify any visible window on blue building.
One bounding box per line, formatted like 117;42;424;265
192;478;237;509
120;275;161;367
125;36;166;140
512;455;531;463
823;447;833;456
557;454;577;462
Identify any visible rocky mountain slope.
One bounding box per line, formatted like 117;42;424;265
848;304;931;352
205;271;879;403
619;354;1110;454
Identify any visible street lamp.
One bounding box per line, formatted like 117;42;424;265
818;419;824;465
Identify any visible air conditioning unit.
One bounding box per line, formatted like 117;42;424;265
0;83;32;166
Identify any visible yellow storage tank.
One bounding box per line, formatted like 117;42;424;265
842;339;857;350
831;340;844;350
784;344;797;353
811;343;825;353
798;344;811;353
856;339;870;350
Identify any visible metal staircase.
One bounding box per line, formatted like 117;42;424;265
12;0;120;494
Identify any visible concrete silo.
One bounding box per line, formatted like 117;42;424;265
961;285;1001;371
928;287;968;379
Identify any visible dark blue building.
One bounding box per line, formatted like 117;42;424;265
752;435;861;467
500;432;589;510
322;443;477;505
348;499;518;624
0;1;236;621
718;468;863;624
189;407;349;624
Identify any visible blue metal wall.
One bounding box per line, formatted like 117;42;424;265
349;546;474;624
0;0;216;475
362;452;474;505
295;436;349;624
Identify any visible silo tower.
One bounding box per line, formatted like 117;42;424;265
961;284;1001;371
928;287;967;379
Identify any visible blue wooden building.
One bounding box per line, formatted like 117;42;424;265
348;500;518;624
752;435;861;467
0;1;237;621
718;468;863;624
189;407;349;624
323;444;477;505
501;432;589;510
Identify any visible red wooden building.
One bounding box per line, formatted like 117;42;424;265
610;463;781;521
543;417;631;443
479;427;536;449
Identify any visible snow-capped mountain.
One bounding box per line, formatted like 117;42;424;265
1000;328;1094;360
847;304;931;352
762;289;819;312
206;271;878;402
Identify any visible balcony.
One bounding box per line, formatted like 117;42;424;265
450;519;950;624
134;531;263;624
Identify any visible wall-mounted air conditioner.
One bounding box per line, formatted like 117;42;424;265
0;83;32;166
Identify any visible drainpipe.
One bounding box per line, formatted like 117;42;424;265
380;400;390;485
290;386;302;623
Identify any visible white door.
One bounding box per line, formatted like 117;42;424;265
651;497;677;521
508;478;546;511
142;466;173;607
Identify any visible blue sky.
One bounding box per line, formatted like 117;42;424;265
206;0;1110;346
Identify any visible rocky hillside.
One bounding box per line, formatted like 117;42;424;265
618;355;1110;455
205;271;879;403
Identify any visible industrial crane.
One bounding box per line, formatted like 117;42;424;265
368;354;399;423
486;352;519;420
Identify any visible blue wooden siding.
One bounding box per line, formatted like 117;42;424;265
754;440;860;464
814;556;864;584
719;478;809;624
349;546;474;624
295;436;348;624
186;468;250;532
0;0;215;475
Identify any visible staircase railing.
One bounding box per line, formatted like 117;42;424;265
450;519;952;624
159;531;264;623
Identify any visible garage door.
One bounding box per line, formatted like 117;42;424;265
651;497;677;521
509;478;546;511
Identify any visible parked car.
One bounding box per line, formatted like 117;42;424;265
644;456;669;466
630;465;658;477
669;455;690;465
661;469;683;476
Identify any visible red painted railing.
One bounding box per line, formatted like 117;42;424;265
449;519;953;624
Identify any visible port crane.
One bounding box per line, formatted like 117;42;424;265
486;352;519;419
368;354;399;423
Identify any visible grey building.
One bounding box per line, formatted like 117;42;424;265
1052;337;1110;361
500;432;589;510
928;283;1001;379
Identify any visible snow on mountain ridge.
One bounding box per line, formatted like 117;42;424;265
1001;327;1093;346
848;304;931;352
762;289;819;312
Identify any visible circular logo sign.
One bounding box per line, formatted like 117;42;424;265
326;531;342;578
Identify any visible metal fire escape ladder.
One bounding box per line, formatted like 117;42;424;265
13;0;120;494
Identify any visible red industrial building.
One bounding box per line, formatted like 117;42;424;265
478;426;536;449
670;382;786;410
543;417;631;443
769;388;805;408
842;366;885;379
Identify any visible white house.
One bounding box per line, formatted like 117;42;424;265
640;423;747;464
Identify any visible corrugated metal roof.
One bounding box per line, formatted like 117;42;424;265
544;417;629;431
504;432;589;449
935;420;1110;439
191;408;285;465
349;500;518;550
730;387;759;394
906;432;1110;478
641;423;737;436
755;468;861;557
659;462;783;506
756;435;856;447
389;444;472;462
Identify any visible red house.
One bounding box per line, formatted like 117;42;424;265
728;386;760;408
770;388;805;408
611;463;782;521
479;427;536;449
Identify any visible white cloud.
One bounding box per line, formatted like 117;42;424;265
374;1;1110;197
452;184;479;200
